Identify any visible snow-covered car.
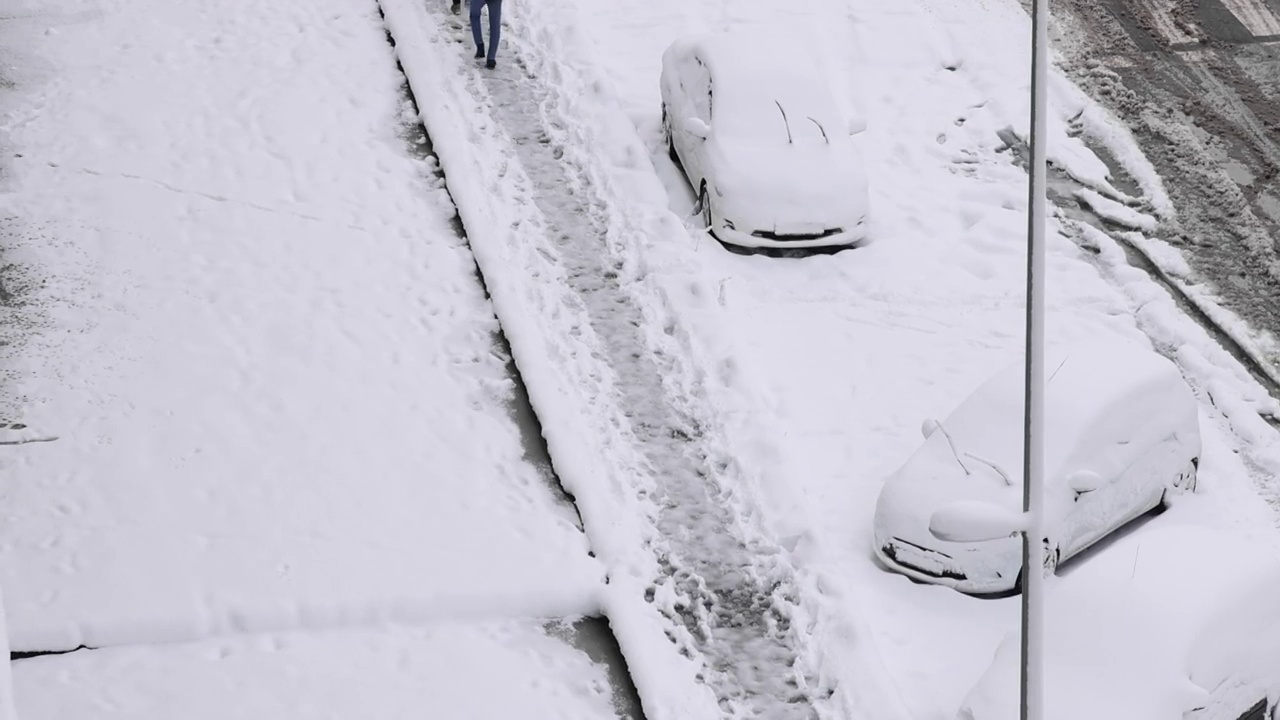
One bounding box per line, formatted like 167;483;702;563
872;342;1201;595
659;34;869;250
957;524;1280;720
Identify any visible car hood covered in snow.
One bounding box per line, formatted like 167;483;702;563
707;139;868;233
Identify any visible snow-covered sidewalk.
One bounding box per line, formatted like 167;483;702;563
0;0;601;656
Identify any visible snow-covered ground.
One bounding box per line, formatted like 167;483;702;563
0;0;604;662
4;0;1280;717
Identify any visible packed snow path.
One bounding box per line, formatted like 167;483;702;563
381;4;830;718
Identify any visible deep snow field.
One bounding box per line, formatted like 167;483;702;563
2;0;1280;718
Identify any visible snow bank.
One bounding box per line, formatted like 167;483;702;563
13;620;620;720
1075;188;1159;231
0;0;602;652
1077;223;1280;483
1118;232;1280;395
1124;233;1193;278
1065;71;1176;218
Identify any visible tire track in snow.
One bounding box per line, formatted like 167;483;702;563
388;6;830;719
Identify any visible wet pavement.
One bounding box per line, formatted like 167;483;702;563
1050;0;1280;366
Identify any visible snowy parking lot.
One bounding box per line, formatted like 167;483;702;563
2;0;1280;718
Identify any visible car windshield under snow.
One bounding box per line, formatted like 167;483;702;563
713;84;841;145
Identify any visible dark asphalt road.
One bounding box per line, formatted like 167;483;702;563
1050;0;1280;368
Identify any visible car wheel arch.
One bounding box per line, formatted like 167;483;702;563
1160;455;1201;508
662;103;680;163
1012;539;1061;592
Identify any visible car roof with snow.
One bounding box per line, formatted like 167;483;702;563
927;341;1196;485
665;33;844;142
960;523;1280;720
676;34;824;92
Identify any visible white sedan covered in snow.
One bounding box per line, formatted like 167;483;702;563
873;342;1201;595
958;524;1280;720
660;34;869;250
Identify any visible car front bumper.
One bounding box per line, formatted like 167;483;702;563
873;536;1020;595
711;217;867;249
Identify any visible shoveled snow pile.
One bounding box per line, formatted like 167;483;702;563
1074;188;1158;231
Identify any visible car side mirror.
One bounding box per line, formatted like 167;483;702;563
1067;470;1103;495
684;117;711;139
848;116;867;135
921;418;941;439
928;501;1027;543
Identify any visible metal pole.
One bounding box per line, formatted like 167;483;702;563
1021;1;1049;720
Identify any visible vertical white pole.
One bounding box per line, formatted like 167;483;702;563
0;587;16;720
1021;1;1049;720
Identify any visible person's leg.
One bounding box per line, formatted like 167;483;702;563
486;0;502;65
470;0;485;57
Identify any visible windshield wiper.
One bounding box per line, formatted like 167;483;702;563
964;452;1014;486
774;100;793;144
806;116;829;144
937;419;1014;485
933;420;972;476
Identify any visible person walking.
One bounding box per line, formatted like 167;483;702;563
470;0;502;69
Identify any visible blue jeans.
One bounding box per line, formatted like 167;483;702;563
470;0;502;63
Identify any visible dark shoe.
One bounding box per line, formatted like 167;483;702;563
485;59;496;69
474;45;485;59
